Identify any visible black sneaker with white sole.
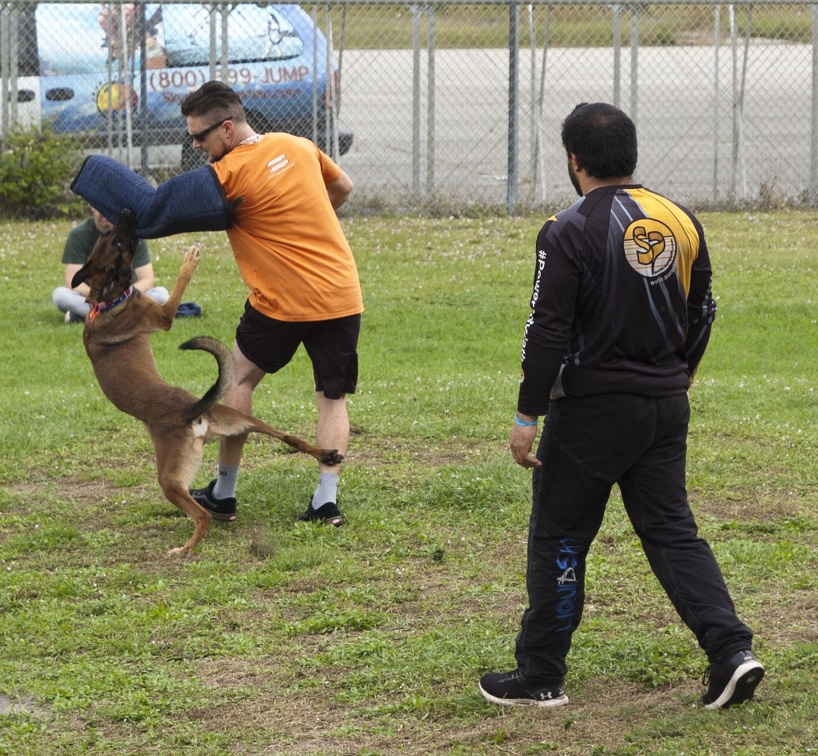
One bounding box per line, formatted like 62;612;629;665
479;669;569;708
701;649;764;709
298;500;344;527
190;479;237;522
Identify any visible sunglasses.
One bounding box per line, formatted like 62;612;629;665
189;117;230;144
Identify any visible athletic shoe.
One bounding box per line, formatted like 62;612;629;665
64;311;84;324
298;500;344;527
479;669;569;708
701;650;764;709
190;479;237;522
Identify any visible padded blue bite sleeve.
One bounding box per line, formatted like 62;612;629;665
70;155;235;238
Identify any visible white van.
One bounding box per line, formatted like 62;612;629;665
3;2;351;166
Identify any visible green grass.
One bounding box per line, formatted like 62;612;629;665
332;5;813;49
0;210;816;754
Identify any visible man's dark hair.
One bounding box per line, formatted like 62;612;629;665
180;80;246;124
561;102;637;179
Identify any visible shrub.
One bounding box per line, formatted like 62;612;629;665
0;123;84;219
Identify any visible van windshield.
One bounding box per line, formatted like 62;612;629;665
36;3;304;76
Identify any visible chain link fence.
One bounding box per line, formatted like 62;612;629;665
2;1;816;211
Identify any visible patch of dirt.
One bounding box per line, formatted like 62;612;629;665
693;485;810;523
180;661;704;755
0;693;50;719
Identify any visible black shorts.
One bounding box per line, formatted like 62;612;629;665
235;301;360;399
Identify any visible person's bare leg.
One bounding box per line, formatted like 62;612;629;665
315;391;349;473
305;391;348;524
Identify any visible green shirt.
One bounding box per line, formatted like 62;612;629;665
62;217;150;282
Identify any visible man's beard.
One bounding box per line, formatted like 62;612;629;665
568;163;582;196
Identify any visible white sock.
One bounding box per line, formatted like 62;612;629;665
311;473;339;509
213;465;239;500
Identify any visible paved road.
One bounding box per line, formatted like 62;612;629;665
143;42;812;207
336;42;813;207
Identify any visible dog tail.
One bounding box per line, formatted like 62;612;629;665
179;336;237;420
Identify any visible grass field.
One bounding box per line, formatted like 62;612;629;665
0;210;816;754
331;4;812;49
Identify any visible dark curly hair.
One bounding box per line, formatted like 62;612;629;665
561;102;637;179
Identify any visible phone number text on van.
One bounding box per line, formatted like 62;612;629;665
150;65;312;92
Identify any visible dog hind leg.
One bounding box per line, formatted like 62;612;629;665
206;405;343;466
151;432;212;556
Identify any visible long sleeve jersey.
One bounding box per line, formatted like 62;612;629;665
518;184;717;417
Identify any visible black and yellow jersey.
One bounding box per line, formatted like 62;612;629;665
518;184;716;417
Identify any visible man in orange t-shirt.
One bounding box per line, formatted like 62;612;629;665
182;81;362;528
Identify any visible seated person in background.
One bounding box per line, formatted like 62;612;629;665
52;206;169;323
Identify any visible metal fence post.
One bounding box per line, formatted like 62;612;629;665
508;0;519;213
0;5;8;137
139;1;148;175
412;3;422;196
713;5;721;203
427;4;436;196
812;4;818;205
209;5;217;82
8;3;20;130
629;3;638;126
613;3;622;108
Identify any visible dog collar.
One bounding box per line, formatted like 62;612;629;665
88;286;134;321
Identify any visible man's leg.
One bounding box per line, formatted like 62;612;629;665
146;286;170;304
190;343;266;516
315;391;349;474
300;392;347;525
52;287;90;319
481;397;634;707
515;442;610;684
618;394;754;662
213;343;267;493
515;396;656;684
300;315;358;525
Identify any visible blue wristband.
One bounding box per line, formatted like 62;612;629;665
515;415;538;427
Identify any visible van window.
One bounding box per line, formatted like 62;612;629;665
161;5;304;67
35;3;304;76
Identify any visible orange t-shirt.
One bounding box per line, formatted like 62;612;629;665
212;133;363;322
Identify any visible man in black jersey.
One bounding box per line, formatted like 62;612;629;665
479;103;764;711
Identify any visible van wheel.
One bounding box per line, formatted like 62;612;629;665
181;139;207;171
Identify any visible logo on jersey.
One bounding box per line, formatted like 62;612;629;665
623;219;677;279
268;153;290;177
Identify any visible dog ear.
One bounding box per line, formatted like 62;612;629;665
71;262;92;289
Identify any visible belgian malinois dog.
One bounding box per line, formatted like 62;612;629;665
72;209;342;555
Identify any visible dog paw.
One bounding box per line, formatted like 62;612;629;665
320;449;344;466
167;545;191;557
182;245;201;270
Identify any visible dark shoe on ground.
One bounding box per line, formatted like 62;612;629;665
64;311;84;324
175;301;202;318
190;479;237;522
701;650;764;709
298;500;344;527
479;669;569;708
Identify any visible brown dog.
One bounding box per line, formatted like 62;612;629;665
72;209;342;556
